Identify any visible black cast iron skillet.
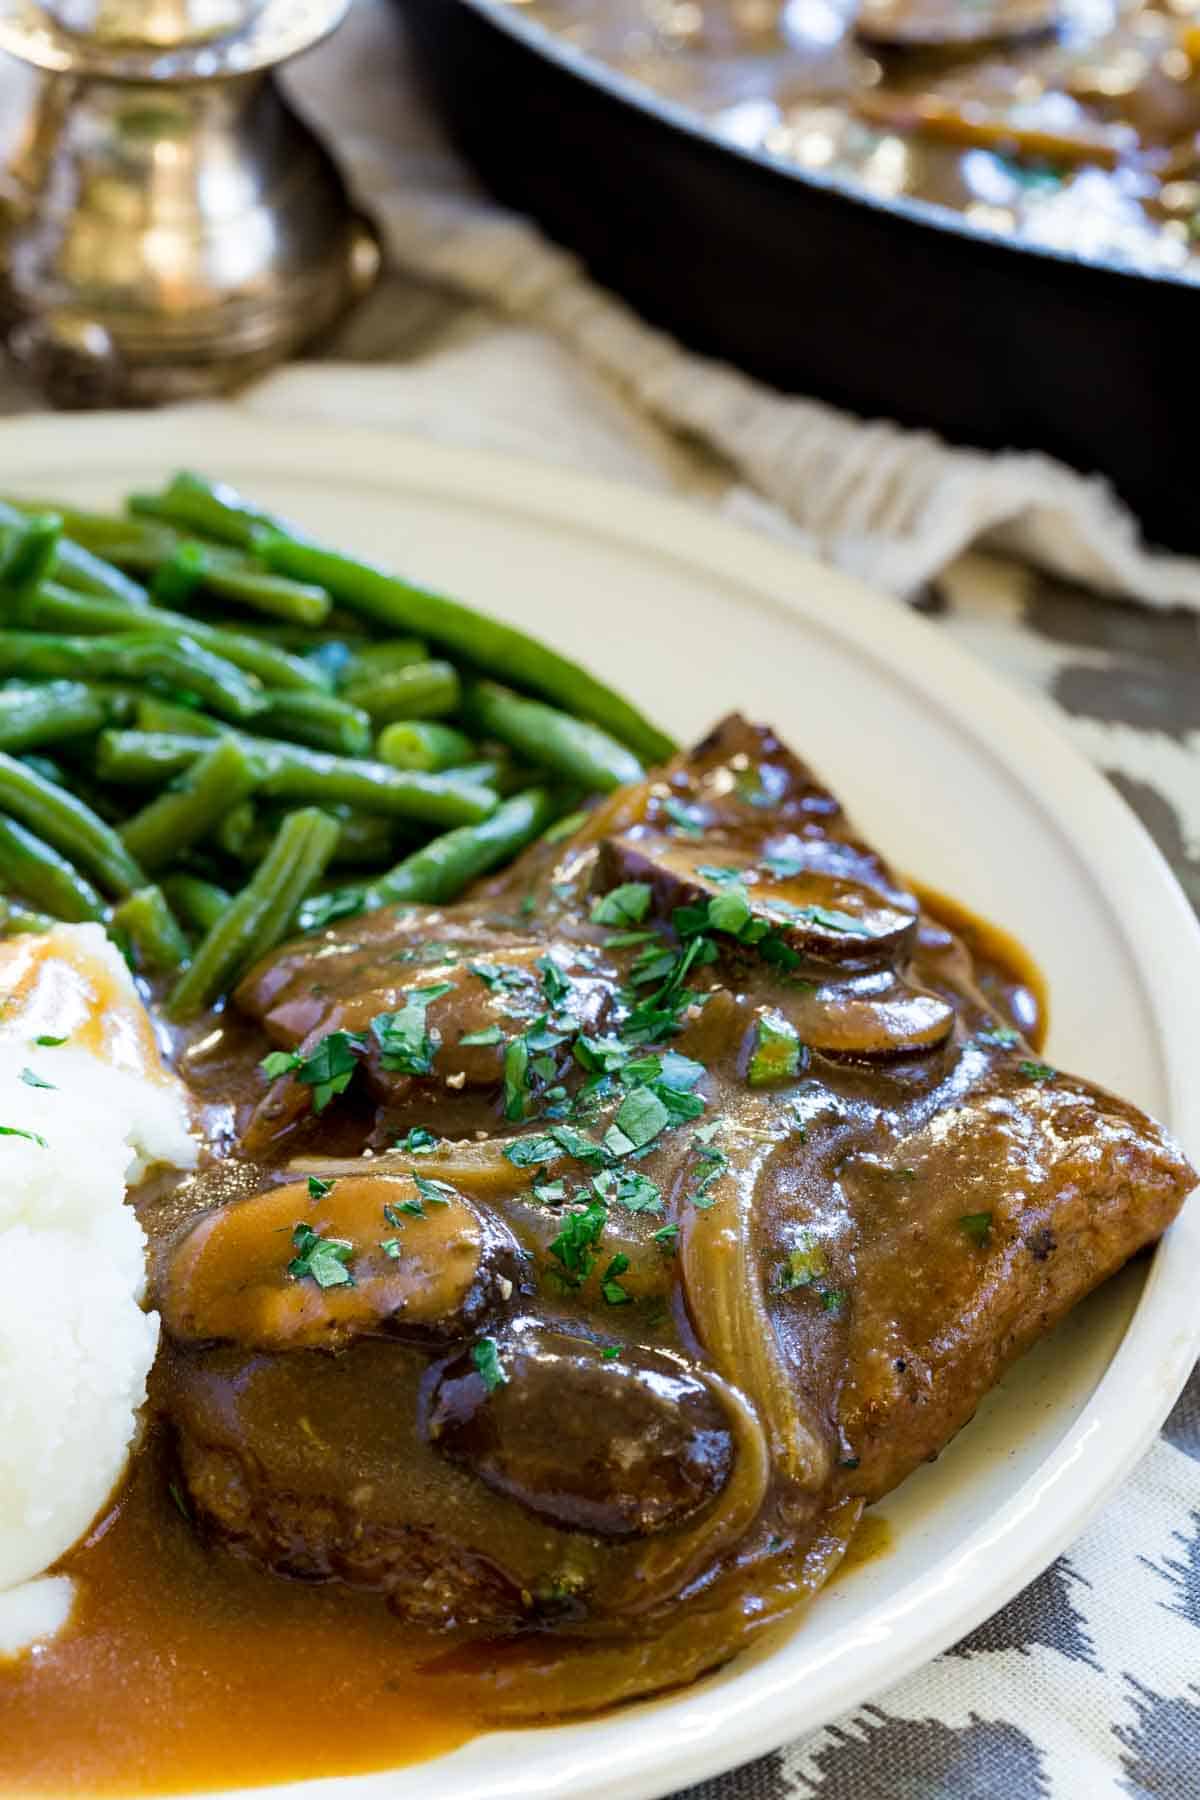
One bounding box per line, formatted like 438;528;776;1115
397;0;1197;554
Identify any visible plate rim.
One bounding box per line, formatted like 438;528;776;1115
2;406;1197;1800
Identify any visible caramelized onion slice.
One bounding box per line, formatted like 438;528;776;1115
852;89;1129;167
162;1173;518;1352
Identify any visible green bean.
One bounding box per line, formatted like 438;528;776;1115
221;803;398;869
258;532;674;764
463;679;642;793
0;514;63;596
110;885;191;973
138;479;672;759
167;807;340;1019
119;737;260;871
130;472;283;550
96;728;497;826
213;799;257;861
0;502;152;606
0;749;143;895
255;689;371;756
367;788;560;909
0;895;57;937
22;583;325;694
134;696;224;737
251;743;496;826
376;719;476;773
1;497;173;554
0;682;108;752
96;731;216;784
337;638;428;685
0;631;262;723
0;814;104;922
150;539;331;627
162;874;231;937
341;659;460;724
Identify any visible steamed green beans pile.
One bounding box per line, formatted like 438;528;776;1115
0;474;673;1019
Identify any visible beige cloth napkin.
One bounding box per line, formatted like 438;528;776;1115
270;0;1200;613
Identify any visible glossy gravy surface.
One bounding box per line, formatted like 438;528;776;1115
515;0;1200;276
0;899;1042;1798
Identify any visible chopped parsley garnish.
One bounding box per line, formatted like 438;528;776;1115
503;1123;606;1169
384;1197;425;1222
0;1123;46;1148
779;1232;846;1312
297;887;366;933
468;960;530;994
763;850;806;879
288;1222;355;1289
600;1253;632;1305
662;796;704;836
396;1125;439;1154
574;1033;629;1075
591;882;652;928
18;1066;54;1090
790;905;870;936
307;1175;334;1201
706;881;753;936
34;1033;67;1047
697;864;748;885
621;931;715;1043
371;983;454;1076
532;1177;566;1204
653;1222;680;1249
976;1023;1020;1048
747;1013;805;1086
548;1199;607;1284
607;1170;663;1214
600;1344;623;1360
503;1132;562;1168
548;1123;606;1163
688;1122;728;1208
260;1029;367;1113
380;1237;402;1259
412;1173;454;1207
780;1234;829;1290
459;1023;503;1047
959;1211;993;1247
627;941;678;987
537;953;572;1008
1019;1060;1057;1084
503;1034;531;1120
603;1084;670;1158
471;1336;508;1392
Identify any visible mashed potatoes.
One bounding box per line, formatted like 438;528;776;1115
0;925;196;1652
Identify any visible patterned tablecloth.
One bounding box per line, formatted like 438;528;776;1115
0;2;1196;1791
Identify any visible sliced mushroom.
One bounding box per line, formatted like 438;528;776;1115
784;970;956;1059
425;1325;736;1538
162;1173;521;1353
603;833;917;967
854;0;1059;50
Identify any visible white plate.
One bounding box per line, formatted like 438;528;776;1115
3;408;1198;1800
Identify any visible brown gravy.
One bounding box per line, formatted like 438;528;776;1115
0;897;1044;1796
